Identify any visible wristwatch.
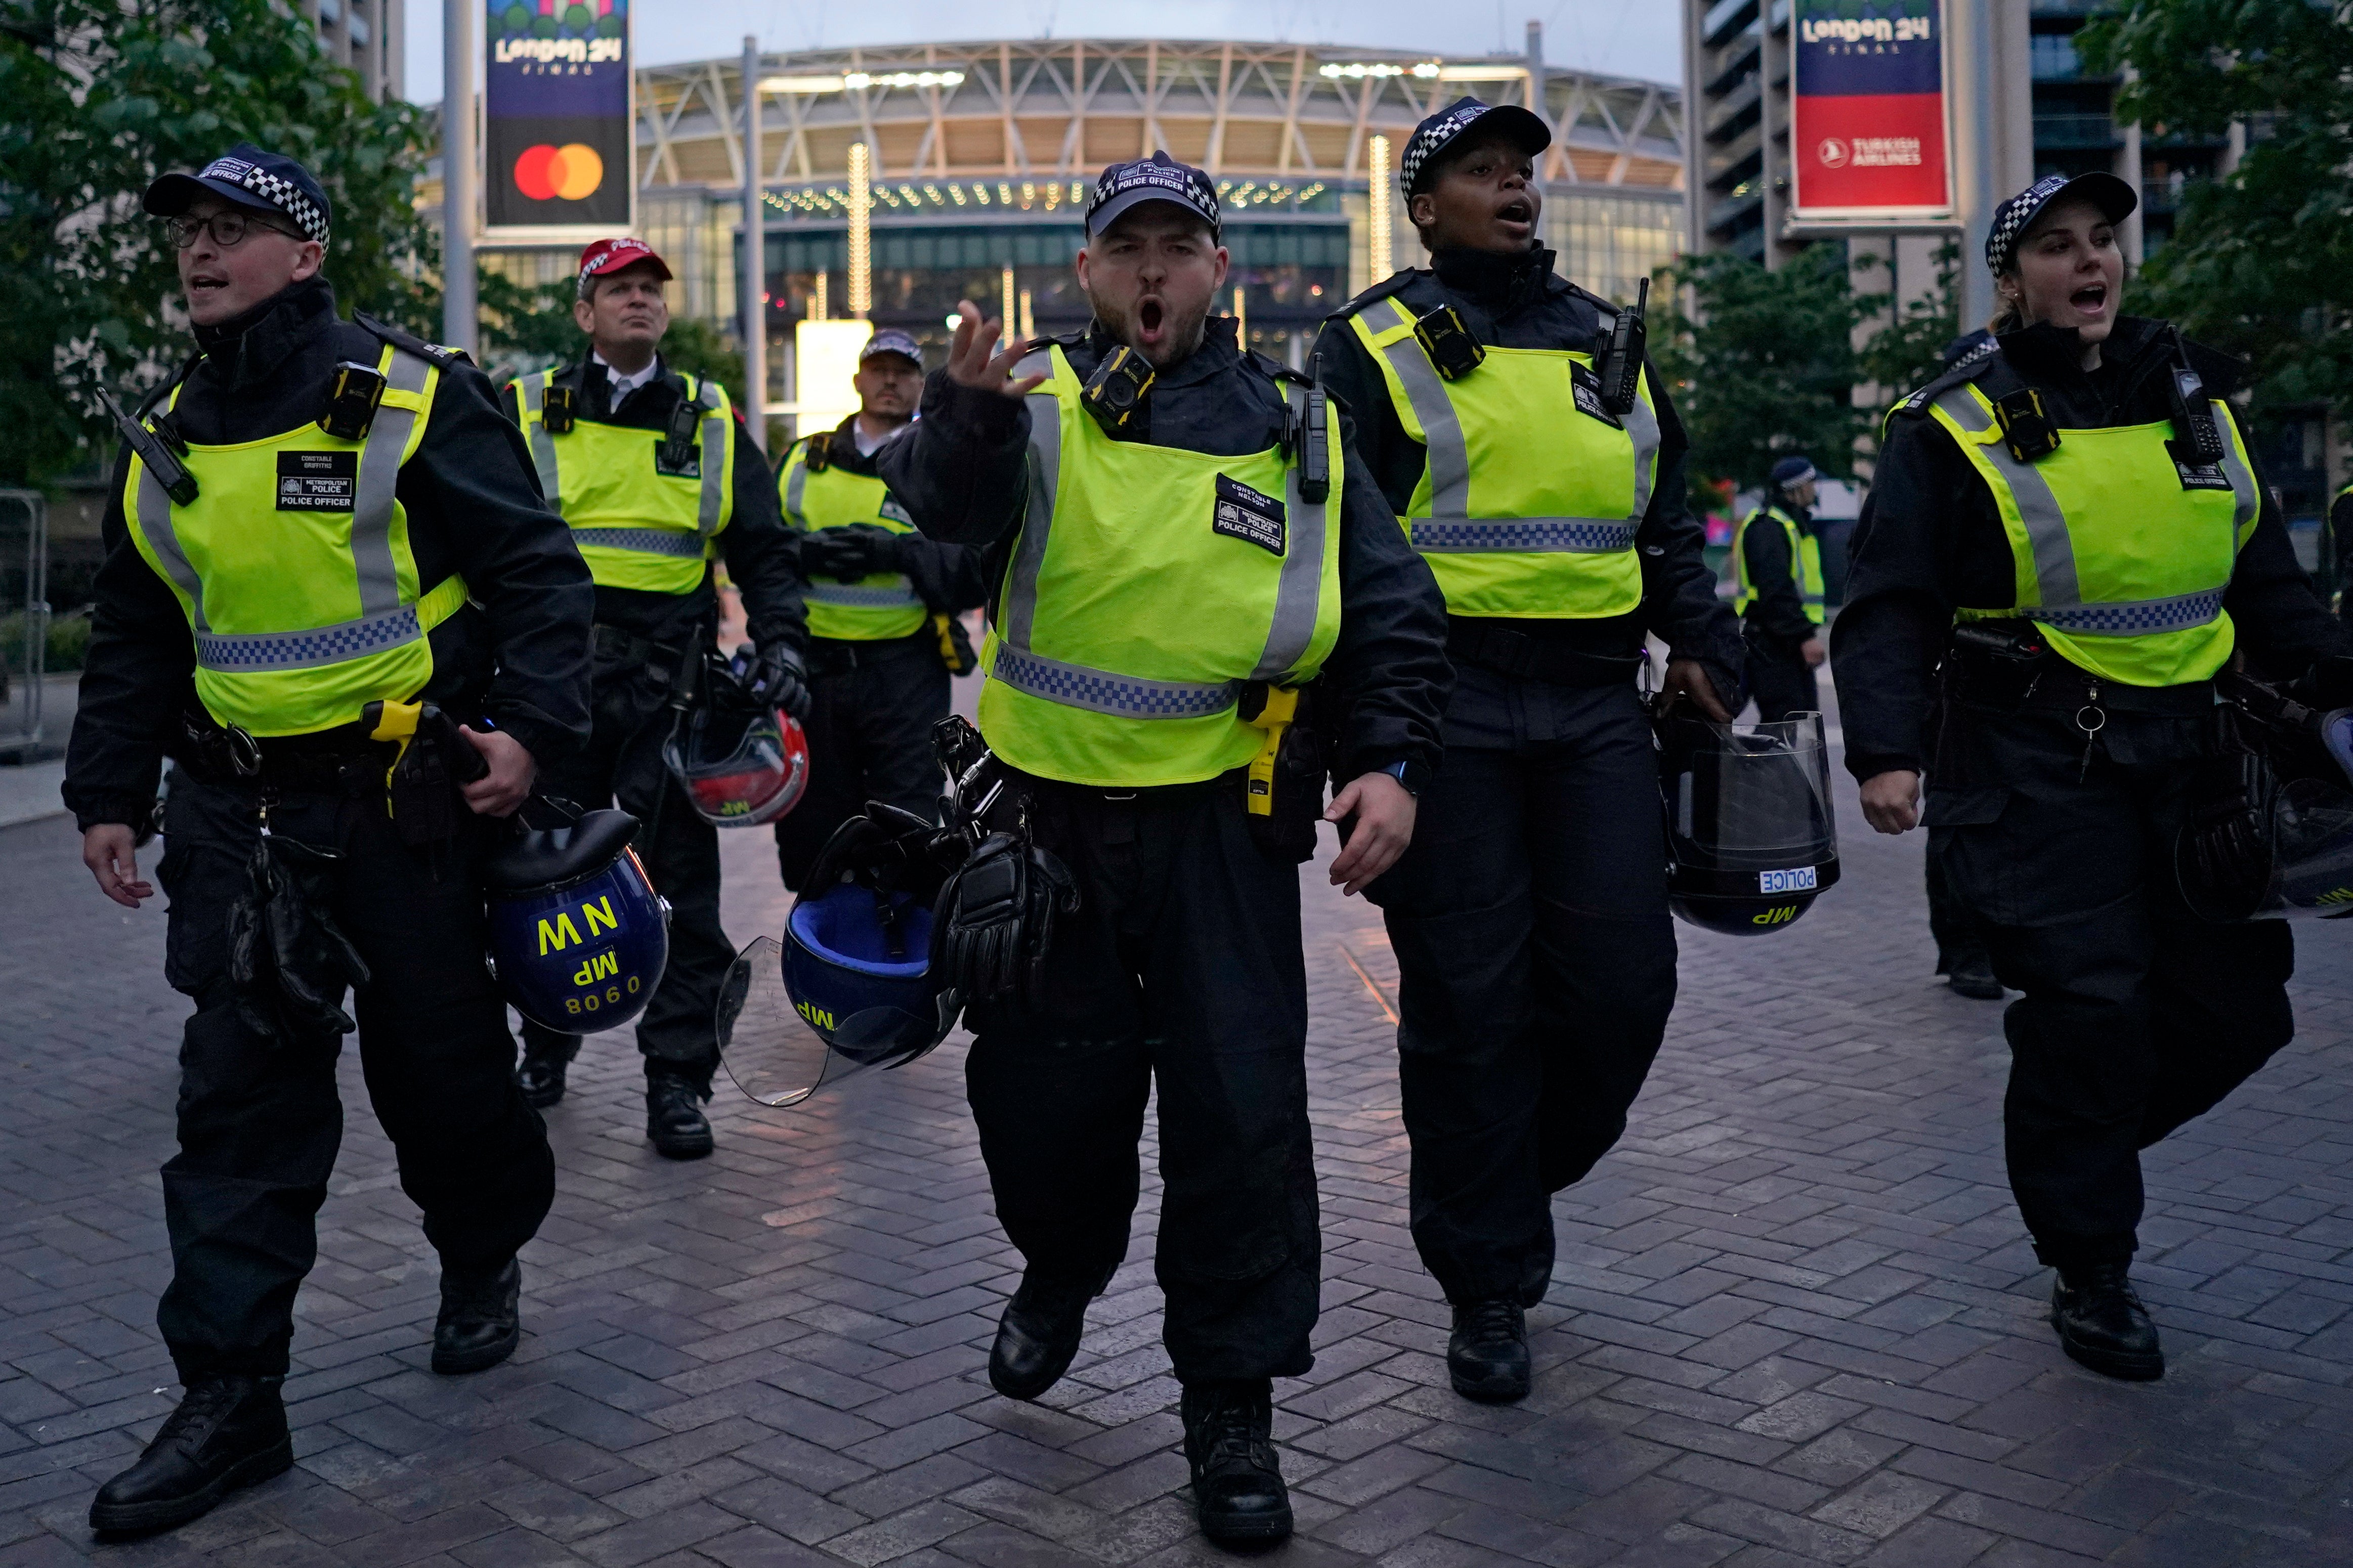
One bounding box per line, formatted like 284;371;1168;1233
1380;759;1424;797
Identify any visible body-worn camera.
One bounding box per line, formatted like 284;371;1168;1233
540;382;576;434
1991;386;2062;463
1081;344;1155;432
319;361;389;442
1413;304;1485;381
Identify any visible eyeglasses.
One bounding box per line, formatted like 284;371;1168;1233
164;211;297;250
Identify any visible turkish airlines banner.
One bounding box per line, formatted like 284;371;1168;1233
483;0;634;238
1789;0;1953;224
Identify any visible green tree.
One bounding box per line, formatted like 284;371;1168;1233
2079;0;2353;422
1855;236;1962;401
0;0;437;486
475;273;744;396
1652;246;1867;507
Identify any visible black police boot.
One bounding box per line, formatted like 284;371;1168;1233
988;1269;1100;1401
1947;951;2004;1001
1448;1298;1531;1403
646;1071;714;1159
2051;1262;2164;1381
433;1256;522;1375
89;1375;291;1534
515;1040;570;1108
1180;1378;1292;1546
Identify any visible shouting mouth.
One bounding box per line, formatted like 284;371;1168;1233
1496;197;1533;233
2069;282;2109;318
1137;296;1166;344
187;272;230;298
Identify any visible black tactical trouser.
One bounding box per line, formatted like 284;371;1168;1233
1743;633;1821;724
1925;832;1990;975
963;777;1321;1383
519;652;731;1091
775;632;949;890
1928;701;2296;1271
1370;681;1678;1305
154;769;554;1382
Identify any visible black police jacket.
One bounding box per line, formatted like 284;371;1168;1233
1831;315;2348;782
1313;245;1745;722
536;349;807;657
877;315;1452;787
65;276;595;831
1740;502;1820;648
799;414;990;622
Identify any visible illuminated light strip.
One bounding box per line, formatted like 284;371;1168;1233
758;70;965;93
1318;61;1440;79
847;142;872;319
1367;133;1393;279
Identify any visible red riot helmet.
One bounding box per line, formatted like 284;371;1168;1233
663;656;810;827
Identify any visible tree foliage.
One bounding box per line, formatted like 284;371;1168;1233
0;0;437;485
1652;247;1867;503
475;273;744;398
2078;0;2353;422
1855;236;1962;400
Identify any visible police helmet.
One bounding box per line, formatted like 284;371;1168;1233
664;670;810;828
2179;770;2353;923
484;806;671;1032
782;884;956;1066
1659;710;1842;936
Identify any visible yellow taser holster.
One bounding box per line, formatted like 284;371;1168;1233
1244;685;1299;817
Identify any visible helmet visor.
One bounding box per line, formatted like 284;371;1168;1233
715;930;957;1108
1662;712;1839;886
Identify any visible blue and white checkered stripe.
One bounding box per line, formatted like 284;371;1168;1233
1410;518;1639;554
572;527;708;558
990;645;1240;719
807;582;922;608
195;603;424;672
1934;384;2247;638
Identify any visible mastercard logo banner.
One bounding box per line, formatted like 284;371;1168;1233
514;143;605;202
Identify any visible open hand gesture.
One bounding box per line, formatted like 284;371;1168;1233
945;299;1045;398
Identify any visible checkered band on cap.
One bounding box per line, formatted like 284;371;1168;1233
1984;175;2072;276
197;154;330;246
1398;100;1498;199
1085;154;1221;233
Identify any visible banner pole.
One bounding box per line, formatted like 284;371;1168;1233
442;0;477;356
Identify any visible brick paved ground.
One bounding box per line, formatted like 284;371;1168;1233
4;699;2352;1566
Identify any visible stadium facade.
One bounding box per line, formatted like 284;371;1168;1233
452;35;1687;428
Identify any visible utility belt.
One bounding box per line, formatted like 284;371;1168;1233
175;701;490;847
806;625;939;679
1943;619;2213;717
1447;618;1645;688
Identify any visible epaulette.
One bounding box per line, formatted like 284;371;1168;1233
134;353;204;420
1320;269;1427;324
1248;350;1309;387
1561;279;1621;318
1887;344;2001;424
355;311;470;369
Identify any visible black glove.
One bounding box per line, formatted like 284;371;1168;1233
2293;655;2353;712
747;642;811;720
804;525;901;582
930;831;1079;1006
226;835;370;1044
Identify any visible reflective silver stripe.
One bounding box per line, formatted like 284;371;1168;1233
1378;297;1658;549
353;350;430;617
194;603;426;672
1375;300;1470;516
1938;385;2237;635
807;581;921;608
2028;589;2228;635
991;643;1238;719
693;380;728;537
1935;386;2079;606
2215;406;2260;531
136;464;209;630
572;527;707;558
1253;381;1330;681
522;371;561;506
783;449;809;524
1003;348;1059;651
1409;518;1639;554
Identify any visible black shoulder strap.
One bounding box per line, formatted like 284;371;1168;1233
1560;280;1620;319
1321;269;1428;325
354;312;469;370
1888;342;2013;424
1249;350;1310;388
133;353;204;420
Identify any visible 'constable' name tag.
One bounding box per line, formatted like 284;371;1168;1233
1569;362;1623;429
1213;473;1286;555
276;451;357;511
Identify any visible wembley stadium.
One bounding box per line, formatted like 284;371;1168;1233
456;35;1686;433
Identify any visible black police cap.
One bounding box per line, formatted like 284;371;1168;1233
144;142;332;246
1399;96;1551;199
1085;151;1221;238
1985;170;2136;277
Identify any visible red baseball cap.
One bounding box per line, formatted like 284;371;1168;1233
576;237;673;298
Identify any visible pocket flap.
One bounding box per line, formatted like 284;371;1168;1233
1923;786;2009;828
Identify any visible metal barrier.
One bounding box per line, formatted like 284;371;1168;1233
0;490;50;758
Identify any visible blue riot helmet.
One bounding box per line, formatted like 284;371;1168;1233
1658;710;1841;936
484;804;671;1032
716;805;962;1108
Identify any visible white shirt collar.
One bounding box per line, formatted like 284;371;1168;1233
592;349;660;402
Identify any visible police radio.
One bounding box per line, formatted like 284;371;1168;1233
1597;277;1648;416
658;387;706;472
96;386;198;505
319;361;389;442
2166;363;2227;468
1081;344;1154;432
1295;386;1330;504
540;382;576;434
1413;304;1484;381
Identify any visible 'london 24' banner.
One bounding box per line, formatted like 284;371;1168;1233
483;0;634;239
1789;0;1952;224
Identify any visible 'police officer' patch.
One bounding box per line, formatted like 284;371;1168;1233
2175;460;2235;493
276;451;356;511
1213;474;1287;555
1570;362;1623;429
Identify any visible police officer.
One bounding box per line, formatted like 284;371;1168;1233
774;329;988;888
1836;172;2349;1380
1735;455;1827;722
881;153;1450;1545
1312;99;1741;1404
505;238;811;1156
65;145;593;1533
